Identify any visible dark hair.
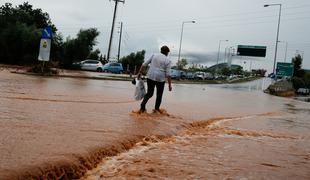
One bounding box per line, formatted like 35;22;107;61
160;46;170;55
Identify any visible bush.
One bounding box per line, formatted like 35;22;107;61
304;73;310;88
27;61;59;75
292;77;305;90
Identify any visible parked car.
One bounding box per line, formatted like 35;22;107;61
71;61;82;69
170;69;185;80
204;72;214;80
214;75;227;80
185;72;195;80
194;71;206;80
103;63;123;73
297;88;310;95
79;60;104;72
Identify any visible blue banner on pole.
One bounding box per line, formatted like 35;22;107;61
41;26;53;39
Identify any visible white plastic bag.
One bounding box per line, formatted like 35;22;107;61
134;78;146;101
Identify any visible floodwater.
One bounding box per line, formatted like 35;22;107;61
0;69;309;179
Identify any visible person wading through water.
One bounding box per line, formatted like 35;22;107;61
137;45;172;113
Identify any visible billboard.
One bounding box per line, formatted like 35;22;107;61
237;45;267;57
276;62;294;77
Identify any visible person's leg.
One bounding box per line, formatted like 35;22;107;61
140;79;155;111
155;81;165;110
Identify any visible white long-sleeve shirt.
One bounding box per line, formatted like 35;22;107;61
143;53;171;82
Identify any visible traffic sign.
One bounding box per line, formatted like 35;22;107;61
276;62;294;77
38;39;51;61
237;45;267;57
41;26;53;39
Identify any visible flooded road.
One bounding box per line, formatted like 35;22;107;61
0;69;309;179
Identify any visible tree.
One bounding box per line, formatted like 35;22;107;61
292;54;305;78
87;49;100;60
291;54;307;90
221;67;232;76
99;54;108;64
304;72;310;88
61;28;100;68
176;58;188;70
231;66;243;75
119;50;145;73
0;2;59;64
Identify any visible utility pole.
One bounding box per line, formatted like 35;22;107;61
117;22;123;61
107;0;125;62
177;20;195;69
264;4;282;74
216;40;228;74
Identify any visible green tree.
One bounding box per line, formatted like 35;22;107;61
231;66;243;75
0;2;60;64
304;72;310;88
87;49;100;60
221;67;232;76
119;50;145;73
61;28;100;68
176;58;188;70
291;54;308;90
292;54;305;78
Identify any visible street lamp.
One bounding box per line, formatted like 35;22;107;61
216;40;228;73
177;20;196;69
278;40;288;62
264;3;282;74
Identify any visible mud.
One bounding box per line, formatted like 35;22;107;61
1;69;309;179
82;112;310;180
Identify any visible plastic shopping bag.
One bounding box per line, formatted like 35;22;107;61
134;78;146;101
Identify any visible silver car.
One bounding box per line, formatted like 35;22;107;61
80;60;104;72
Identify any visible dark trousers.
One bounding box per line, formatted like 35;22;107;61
141;78;165;110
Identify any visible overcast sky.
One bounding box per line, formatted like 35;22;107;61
6;0;310;72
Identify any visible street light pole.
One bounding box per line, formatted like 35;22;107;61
224;47;228;63
284;41;288;62
278;41;288;62
177;20;195;69
216;40;228;73
264;3;282;74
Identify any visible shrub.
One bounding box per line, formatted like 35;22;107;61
292;77;305;90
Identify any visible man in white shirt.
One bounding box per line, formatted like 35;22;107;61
137;46;172;113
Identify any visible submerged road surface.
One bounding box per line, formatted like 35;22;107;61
0;69;309;179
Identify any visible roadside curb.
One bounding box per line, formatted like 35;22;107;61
10;71;263;85
10;71;132;82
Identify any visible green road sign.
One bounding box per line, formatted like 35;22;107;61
237;45;266;49
276;62;294;77
237;45;267;57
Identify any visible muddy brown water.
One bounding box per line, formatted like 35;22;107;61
0;69;309;179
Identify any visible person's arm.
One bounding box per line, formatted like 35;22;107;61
137;55;153;78
137;65;146;78
167;76;172;91
165;61;172;91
